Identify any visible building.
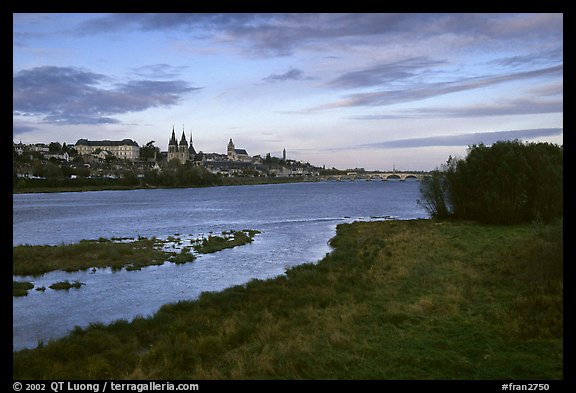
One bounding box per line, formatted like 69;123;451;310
29;143;49;153
44;152;70;162
227;138;250;161
13;142;26;155
167;127;196;164
204;160;265;177
75;139;140;160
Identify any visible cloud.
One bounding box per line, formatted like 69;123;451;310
529;82;563;97
81;14;458;55
75;13;266;36
13;66;200;124
74;13;563;57
130;64;189;79
356;98;563;119
360;128;563;149
327;57;446;89
308;64;563;111
489;48;563;69
13;124;38;135
262;67;307;82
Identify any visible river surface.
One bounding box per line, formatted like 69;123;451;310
13;180;428;350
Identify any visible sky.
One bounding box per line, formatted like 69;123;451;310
13;13;563;171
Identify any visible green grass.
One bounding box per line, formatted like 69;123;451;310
167;246;196;265
48;280;85;290
12;219;562;379
13;237;180;276
13;281;34;297
13;231;260;276
193;230;261;254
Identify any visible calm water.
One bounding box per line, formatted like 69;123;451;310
13;180;428;350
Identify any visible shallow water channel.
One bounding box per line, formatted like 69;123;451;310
13;180;428;350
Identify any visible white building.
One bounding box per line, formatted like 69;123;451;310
43;152;70;162
74;139;140;160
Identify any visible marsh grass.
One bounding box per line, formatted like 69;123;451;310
193;230;261;254
48;280;85;290
168;246;196;265
13;220;562;379
14;237;179;276
13;281;34;297
14;231;260;277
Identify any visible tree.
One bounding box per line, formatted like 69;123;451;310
140;141;160;161
42;162;64;182
418;169;451;219
121;170;138;186
419;140;563;224
49;142;62;153
167;158;181;169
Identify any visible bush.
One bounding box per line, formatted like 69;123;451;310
419;140;563;224
417;170;451;219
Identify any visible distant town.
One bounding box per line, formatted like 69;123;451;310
13;127;324;179
13;127;427;191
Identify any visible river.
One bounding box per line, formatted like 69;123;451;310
13;180;428;350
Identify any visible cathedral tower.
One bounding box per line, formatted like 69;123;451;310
168;126;178;162
227;138;236;160
178;130;189;164
168;126;191;164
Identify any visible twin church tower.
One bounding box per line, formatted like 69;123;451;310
167;126;256;164
167;126;196;164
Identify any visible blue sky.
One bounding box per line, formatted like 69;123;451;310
13;13;563;170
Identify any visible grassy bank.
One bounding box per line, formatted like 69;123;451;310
13;219;562;379
13;176;311;194
13;281;34;297
13;230;261;277
13;237;172;276
48;280;85;290
194;230;261;254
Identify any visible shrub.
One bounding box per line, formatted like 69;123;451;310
419;141;562;224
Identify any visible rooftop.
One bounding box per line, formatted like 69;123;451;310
75;139;140;147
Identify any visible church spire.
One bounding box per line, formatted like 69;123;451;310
179;128;188;146
169;126;177;146
189;131;197;156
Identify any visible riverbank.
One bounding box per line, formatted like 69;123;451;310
13;219;562;379
12;176;313;194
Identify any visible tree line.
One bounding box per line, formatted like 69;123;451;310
419;140;563;224
14;163;222;190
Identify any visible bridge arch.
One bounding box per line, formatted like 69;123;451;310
319;172;427;181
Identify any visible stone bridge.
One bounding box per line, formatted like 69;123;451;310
320;172;428;181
